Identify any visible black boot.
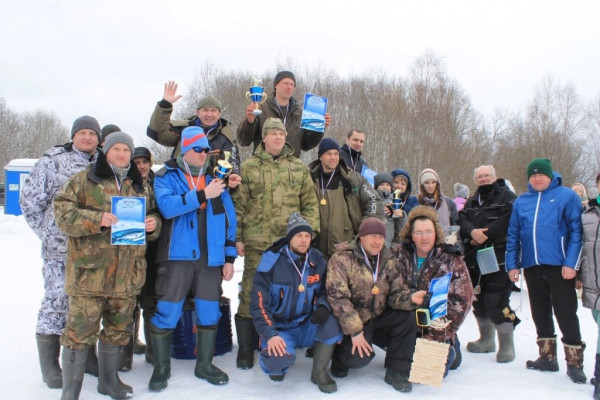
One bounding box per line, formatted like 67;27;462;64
592;353;600;385
194;325;229;385
119;338;133;372
148;329;172;392
384;369;412;393
235;314;255;369
526;337;559;372
310;342;337;393
143;318;153;364
330;356;348;378
61;347;87;400
97;341;133;399
85;343;99;377
564;343;586;384
36;334;62;389
132;305;146;355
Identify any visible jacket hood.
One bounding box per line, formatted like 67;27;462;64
391;168;413;195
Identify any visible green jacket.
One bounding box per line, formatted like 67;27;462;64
232;143;319;250
54;152;162;298
309;159;384;257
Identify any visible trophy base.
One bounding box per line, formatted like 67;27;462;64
252;109;262;116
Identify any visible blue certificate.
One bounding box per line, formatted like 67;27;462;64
428;273;452;320
111;196;146;245
301;93;328;133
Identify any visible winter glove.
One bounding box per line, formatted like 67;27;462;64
310;306;330;324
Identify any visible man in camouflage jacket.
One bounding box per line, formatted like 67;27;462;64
232;117;319;370
20;115;101;389
326;218;417;393
54;132;161;400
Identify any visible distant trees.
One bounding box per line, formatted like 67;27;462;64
0;99;68;180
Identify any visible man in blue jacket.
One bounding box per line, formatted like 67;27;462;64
506;158;585;384
149;126;237;392
250;213;342;393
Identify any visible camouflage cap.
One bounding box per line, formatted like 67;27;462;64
262;118;287;138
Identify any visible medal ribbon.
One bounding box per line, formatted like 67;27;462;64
360;245;380;286
285;247;308;289
320;171;336;199
183;159;202;190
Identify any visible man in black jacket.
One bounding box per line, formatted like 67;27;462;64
458;164;519;363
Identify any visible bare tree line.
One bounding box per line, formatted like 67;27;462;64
2;52;599;197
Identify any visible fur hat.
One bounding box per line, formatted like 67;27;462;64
71;115;101;140
262;118;287;138
286;212;313;242
274;71;296;87
318;138;340;158
102;132;135;158
196;95;222;111
527;158;553;179
453;183;470;199
357;217;386;238
399;205;445;246
180;126;210;155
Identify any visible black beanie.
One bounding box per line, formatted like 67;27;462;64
274;71;296;87
318;138;341;158
101;124;121;142
286;212;313;242
71;115;101;141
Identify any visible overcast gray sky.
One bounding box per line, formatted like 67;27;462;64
1;0;598;147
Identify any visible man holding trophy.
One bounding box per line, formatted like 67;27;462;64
147;81;242;188
237;71;331;159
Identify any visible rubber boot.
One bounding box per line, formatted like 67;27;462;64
526;337;559;371
592;353;600;385
85;343;99;377
449;335;462;370
384;368;412;393
143;318;153;364
132;305;146;355
496;322;515;363
148;330;172;392
61;347;87;400
235;314;255;369
564;342;586;384
467;318;496;353
97;341;133;399
194;325;229;385
310;342;337;393
119;339;133;372
36;334;63;389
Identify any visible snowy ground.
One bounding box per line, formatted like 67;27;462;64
0;211;594;399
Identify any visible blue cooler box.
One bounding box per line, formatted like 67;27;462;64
3;159;37;216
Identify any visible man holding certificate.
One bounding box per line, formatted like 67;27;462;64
54;132;161;400
149;126;237;392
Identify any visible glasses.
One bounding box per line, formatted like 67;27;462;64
192;147;210;153
412;230;435;237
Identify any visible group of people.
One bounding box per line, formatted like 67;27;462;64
18;69;599;400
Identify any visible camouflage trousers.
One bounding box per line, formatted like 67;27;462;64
37;258;69;336
237;249;263;318
60;295;136;349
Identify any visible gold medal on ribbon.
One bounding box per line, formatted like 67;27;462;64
371;286;380;295
320;198;327;206
298;283;305;292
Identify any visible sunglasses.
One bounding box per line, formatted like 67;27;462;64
192;147;210;153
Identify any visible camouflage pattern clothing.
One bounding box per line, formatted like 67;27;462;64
146;101;241;174
19;143;98;335
391;244;473;343
54;151;161;348
326;241;409;337
232;143;319;317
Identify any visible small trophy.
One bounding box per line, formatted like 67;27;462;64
245;77;267;116
392;189;403;210
213;151;233;179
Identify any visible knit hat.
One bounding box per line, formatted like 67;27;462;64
101;124;121;142
453;183;470;199
527;158;553;179
358;217;386;238
318;138;341;158
196;95;222;111
262;118;287;138
71;115;101;140
419;168;441;186
286;212;313;242
274;70;296;87
102;132;135;158
133;147;152;162
374;173;394;190
181;126;210;155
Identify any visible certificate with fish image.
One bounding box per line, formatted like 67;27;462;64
301;93;327;132
428;273;452;321
111;197;146;245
